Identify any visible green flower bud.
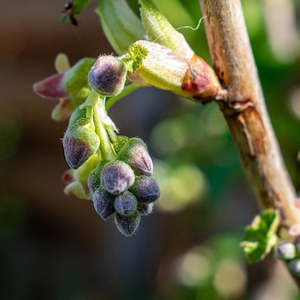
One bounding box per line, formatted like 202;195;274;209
114;191;137;216
114;212;141;237
275;241;296;261
88;161;107;194
88;56;127;96
113;135;130;155
96;0;145;55
130;175;160;203
139;0;194;60
92;187;115;220
64;181;90;200
101;160;135;195
138;202;154;216
63;105;100;169
51;98;73;122
288;259;300;277
117;137;153;176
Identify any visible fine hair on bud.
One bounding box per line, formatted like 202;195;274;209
130;175;160;203
88;55;127;96
138;202;154;216
275;241;296;261
101;160;135;195
118;137;153;176
114;212;141;237
63;128;100;169
288;259;300;277
92;188;115;220
114;191;137;216
88;162;106;194
63;105;100;169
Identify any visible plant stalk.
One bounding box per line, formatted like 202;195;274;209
199;0;300;287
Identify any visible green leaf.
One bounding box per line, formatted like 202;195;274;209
72;0;93;18
96;0;145;55
122;44;148;72
241;209;279;263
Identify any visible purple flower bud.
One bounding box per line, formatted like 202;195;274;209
88;56;127;96
33;72;68;99
276;241;296;261
63;106;100;169
118;138;153;176
63;133;99;169
114;191;137;216
288;259;300;277
92;188;115;220
130;175;160;203
138;202;154;216
114;212;141;237
101;160;135;195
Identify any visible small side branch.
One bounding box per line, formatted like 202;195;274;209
199;0;300;287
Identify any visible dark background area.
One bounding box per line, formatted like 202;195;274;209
1;0;300;299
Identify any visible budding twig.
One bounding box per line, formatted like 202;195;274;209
199;0;300;288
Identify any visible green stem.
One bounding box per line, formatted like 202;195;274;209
93;96;115;161
105;84;140;110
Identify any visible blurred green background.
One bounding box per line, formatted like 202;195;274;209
1;0;300;299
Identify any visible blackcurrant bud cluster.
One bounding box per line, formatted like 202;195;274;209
275;238;300;277
88;137;159;237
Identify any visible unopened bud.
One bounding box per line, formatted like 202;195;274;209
138;202;154;216
114;191;138;216
51;98;73;121
64;181;90;200
113;135;130;155
88;56;127;96
101;160;135;195
130;175;160;203
63;105;100;169
288;259;300;277
114;212;141;237
118;137;153;176
127;41;223;103
276;241;296;261
88;162;106;194
92;188;115;220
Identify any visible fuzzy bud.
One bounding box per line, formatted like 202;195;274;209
114;212;141;237
88;162;106;194
130;175;160;203
101;160;135;195
92;188;115;220
288;259;300;277
88;56;127;96
114;191;138;216
117;137;153;176
64;181;90;200
275;241;296;261
138;202;154;216
63;105;100;169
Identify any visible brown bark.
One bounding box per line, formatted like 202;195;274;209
199;0;300;287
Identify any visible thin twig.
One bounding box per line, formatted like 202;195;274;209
199;0;300;287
